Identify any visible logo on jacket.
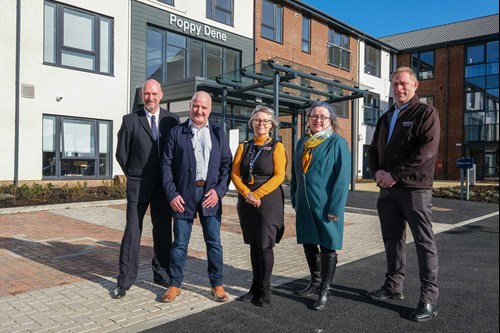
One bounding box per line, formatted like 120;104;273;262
402;121;413;127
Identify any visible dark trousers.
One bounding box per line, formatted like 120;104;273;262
377;187;439;304
117;192;172;289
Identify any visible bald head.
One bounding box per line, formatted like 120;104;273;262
189;91;212;128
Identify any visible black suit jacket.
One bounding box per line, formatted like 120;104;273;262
116;107;179;202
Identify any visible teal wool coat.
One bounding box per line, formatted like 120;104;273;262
290;133;351;250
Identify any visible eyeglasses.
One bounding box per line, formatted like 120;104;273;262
253;119;272;125
308;115;330;122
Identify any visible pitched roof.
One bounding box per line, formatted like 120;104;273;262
380;14;499;51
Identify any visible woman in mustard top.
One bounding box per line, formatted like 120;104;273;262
231;105;286;307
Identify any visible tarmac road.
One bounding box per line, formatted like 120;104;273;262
143;215;499;333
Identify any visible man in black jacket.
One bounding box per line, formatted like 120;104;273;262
367;67;441;322
112;79;179;299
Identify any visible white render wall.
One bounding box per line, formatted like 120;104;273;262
0;0;130;182
0;0;17;182
357;40;393;178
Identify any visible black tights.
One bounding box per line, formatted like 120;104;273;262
250;245;274;288
303;243;336;255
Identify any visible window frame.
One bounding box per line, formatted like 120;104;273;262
42;115;112;180
43;0;114;75
206;0;234;26
157;0;174;5
327;28;351;71
146;27;241;82
411;50;435;80
363;92;382;126
301;16;311;53
364;44;381;77
261;0;283;43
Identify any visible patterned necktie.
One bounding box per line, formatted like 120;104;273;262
151;115;158;141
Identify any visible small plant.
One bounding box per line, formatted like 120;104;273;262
16;183;53;202
64;181;88;199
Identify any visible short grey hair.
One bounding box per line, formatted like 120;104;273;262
307;101;339;133
247;105;279;128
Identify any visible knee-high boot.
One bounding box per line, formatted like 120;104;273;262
296;248;320;296
313;252;338;311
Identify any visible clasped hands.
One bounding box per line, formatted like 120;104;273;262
169;189;219;213
375;170;396;188
245;192;261;208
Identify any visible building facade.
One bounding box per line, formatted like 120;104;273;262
3;0;496;185
381;14;499;180
1;0;130;185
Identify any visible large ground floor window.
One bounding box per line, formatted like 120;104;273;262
42;115;112;179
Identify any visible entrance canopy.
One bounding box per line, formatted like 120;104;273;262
198;57;372;114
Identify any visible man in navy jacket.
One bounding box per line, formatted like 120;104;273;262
160;91;232;303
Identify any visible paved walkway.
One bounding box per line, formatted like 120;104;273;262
0;192;497;332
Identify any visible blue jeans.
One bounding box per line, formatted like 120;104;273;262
169;187;224;288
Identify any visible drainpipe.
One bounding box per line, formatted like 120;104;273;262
444;43;449;179
14;0;21;187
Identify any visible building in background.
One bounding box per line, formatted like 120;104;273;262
253;0;397;180
2;0;497;185
381;14;499;180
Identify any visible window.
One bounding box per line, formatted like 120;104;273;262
147;28;241;82
302;16;311;53
328;86;348;118
363;93;382;126
206;0;233;26
158;0;174;5
328;29;350;70
464;41;499;144
261;0;283;43
43;115;112;179
43;1;113;74
364;44;381;77
411;51;434;80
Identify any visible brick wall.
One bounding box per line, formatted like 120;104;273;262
396;44;466;180
255;0;359;180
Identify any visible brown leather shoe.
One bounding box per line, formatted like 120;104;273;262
211;286;229;302
161;286;181;303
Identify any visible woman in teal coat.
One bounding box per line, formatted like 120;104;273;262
290;101;351;311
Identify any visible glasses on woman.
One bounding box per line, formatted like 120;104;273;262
308;115;330;122
253;119;272;125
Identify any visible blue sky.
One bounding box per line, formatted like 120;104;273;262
301;0;499;37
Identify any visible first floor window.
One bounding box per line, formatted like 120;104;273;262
328;29;350;70
364;44;381;77
44;1;113;75
206;0;233;26
261;0;283;43
412;50;434;80
42;115;112;179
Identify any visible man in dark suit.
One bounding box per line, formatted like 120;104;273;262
160;91;232;303
112;79;180;299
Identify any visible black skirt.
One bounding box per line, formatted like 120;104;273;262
237;176;285;249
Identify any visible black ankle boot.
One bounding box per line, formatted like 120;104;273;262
239;282;259;302
296;249;320;296
252;285;271;307
313;252;338;311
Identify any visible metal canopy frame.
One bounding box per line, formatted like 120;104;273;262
197;58;373;189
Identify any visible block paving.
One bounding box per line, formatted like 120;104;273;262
0;196;487;332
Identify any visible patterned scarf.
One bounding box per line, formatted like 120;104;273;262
302;126;333;173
